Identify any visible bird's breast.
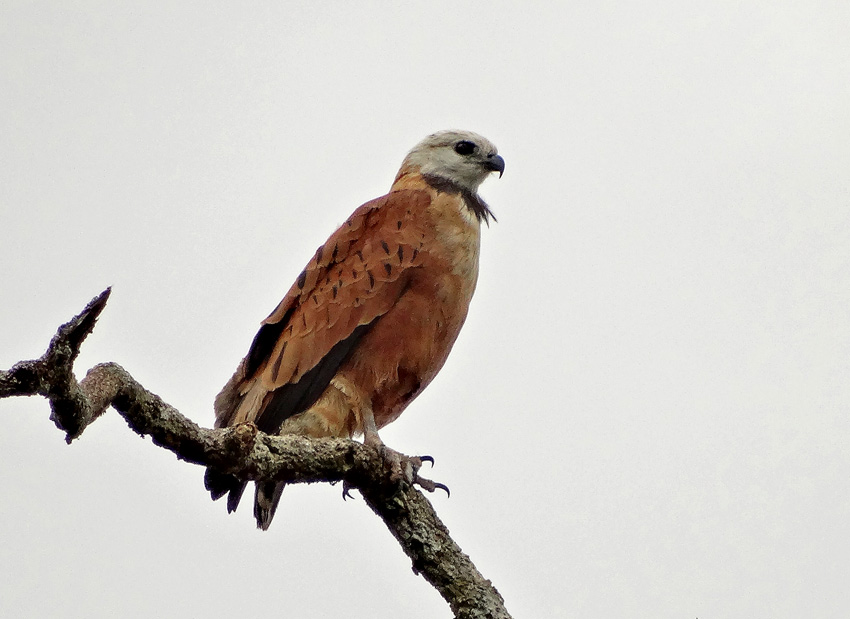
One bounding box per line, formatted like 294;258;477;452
428;191;481;288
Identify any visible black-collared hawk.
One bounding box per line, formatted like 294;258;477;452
205;130;504;529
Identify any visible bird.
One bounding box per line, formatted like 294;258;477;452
205;129;504;529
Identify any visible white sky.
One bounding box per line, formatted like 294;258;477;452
2;2;849;618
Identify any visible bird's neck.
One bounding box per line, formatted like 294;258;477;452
390;166;494;225
391;165;430;191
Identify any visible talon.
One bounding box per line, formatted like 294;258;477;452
342;482;357;501
419;455;435;467
433;482;450;498
412;473;450;497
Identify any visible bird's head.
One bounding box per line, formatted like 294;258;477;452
400;130;504;193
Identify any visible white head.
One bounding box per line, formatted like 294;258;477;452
400;129;505;193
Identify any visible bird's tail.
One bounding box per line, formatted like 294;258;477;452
204;468;248;514
204;466;287;530
254;481;286;530
207;357;287;528
204;468;286;530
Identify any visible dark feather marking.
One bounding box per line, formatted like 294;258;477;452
246;311;292;377
397;246;404;262
332;243;339;261
271;341;287;383
255;323;373;434
412;248;419;261
352;269;358;278
381;240;390;254
297;269;307;289
422;173;496;224
315;245;323;263
367;270;375;288
313;294;319;305
384;263;392;276
397;220;402;230
332;285;338;299
356;250;365;263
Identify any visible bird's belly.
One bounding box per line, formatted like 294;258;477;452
341;275;473;429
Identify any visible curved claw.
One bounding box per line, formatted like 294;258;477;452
342;482;357;501
433;482;451;498
412;473;451;497
419;455;435;467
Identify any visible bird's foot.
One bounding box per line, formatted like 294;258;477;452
342;480;357;500
411;469;450;497
363;434;449;496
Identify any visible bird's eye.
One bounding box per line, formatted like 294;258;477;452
454;140;476;156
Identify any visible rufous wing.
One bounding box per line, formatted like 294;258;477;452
213;188;432;434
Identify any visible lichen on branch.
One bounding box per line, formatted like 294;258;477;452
0;289;511;619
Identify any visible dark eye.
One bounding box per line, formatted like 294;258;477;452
454;140;476;156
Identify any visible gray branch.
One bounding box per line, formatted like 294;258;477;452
0;289;511;619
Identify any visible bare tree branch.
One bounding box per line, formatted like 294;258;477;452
0;290;511;619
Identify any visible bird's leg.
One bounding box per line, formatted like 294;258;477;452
360;407;449;496
361;406;411;482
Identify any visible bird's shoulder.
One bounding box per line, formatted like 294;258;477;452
262;188;437;326
243;187;442;388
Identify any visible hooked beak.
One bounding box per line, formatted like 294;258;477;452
485;154;505;178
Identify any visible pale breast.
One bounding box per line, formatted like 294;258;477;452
428;191;481;294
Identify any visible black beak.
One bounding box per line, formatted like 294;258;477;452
485;154;505;178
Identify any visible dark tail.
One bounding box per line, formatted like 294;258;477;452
205;469;285;529
254;481;286;530
204;468;248;513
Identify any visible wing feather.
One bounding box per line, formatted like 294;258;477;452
213;189;431;432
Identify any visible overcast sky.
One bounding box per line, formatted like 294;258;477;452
2;2;849;618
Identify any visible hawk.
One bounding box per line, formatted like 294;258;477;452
205;130;504;529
